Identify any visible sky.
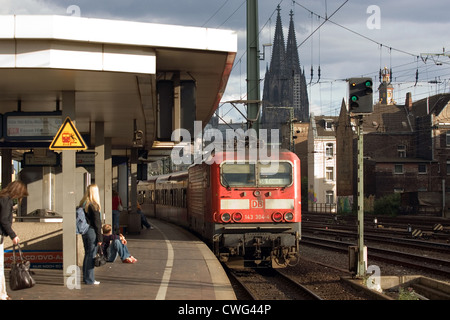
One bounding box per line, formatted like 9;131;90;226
2;0;450;122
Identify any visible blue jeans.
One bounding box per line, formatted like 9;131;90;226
106;239;131;262
112;210;120;233
137;209;151;228
82;227;97;284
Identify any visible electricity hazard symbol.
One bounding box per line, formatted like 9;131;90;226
49;117;87;150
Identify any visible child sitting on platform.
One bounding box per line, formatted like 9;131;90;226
101;224;137;264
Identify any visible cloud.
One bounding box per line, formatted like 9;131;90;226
0;0;66;14
3;0;449;117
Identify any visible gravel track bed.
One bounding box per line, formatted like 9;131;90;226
280;246;373;300
233;242;449;300
300;237;450;282
284;242;450;300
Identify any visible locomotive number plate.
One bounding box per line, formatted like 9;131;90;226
244;214;270;220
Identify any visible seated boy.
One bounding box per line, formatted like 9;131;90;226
101;224;137;263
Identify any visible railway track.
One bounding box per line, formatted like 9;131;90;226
301;235;450;277
303;212;450;241
303;226;450;253
225;266;322;300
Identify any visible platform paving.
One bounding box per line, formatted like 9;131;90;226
5;218;235;301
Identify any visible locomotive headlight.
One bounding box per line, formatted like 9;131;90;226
284;212;294;221
272;212;283;222
232;212;243;222
221;212;231;223
253;190;260;197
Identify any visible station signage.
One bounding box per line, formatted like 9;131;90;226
3;111;62;141
23;151;60;167
49;117;87;151
76;152;95;166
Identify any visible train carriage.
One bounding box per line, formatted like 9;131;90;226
138;150;301;268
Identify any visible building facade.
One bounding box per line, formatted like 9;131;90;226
308;114;338;212
336;70;450;216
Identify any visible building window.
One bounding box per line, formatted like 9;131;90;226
326;190;334;204
394;164;404;174
397;145;406;158
418;164;427;174
326;167;334;181
324;120;333;131
446;133;450;146
325;143;334;157
447;161;450;175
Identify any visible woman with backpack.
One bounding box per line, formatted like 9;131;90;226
79;184;103;285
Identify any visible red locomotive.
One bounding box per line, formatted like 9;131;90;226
138;150;301;268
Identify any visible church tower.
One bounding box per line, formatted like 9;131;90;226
262;6;309;129
286;10;309;122
378;67;394;105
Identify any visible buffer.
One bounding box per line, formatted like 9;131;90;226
49;117;87;150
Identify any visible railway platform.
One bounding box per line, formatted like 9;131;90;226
5;218;236;301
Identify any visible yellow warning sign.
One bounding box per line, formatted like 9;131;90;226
49;117;87;150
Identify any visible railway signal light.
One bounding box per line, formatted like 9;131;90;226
348;77;373;113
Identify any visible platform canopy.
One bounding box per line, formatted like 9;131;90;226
0;15;237;155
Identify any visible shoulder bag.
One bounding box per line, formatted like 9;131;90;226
9;243;36;290
94;244;107;267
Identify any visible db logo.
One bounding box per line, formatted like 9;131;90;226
251;200;263;208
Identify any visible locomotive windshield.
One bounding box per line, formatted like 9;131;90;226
259;162;292;186
220;161;292;187
221;163;256;187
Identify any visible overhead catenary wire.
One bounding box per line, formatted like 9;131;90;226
216;1;288;120
291;1;450;115
295;0;349;50
212;1;449;118
201;0;231;27
293;0;417;59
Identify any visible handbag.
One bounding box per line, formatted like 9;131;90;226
9;244;36;291
94;244;107;267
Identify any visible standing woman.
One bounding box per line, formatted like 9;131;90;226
0;181;29;300
111;190;122;234
79;184;103;285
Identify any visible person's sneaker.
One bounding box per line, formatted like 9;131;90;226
123;257;137;263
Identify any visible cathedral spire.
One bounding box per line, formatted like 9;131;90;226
262;5;310;127
269;5;286;74
286;10;301;74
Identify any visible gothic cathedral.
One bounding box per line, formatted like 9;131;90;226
262;6;309;130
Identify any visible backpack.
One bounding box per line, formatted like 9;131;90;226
76;206;89;235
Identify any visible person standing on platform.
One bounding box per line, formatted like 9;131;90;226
79;184;103;285
112;190;123;234
0;181;29;300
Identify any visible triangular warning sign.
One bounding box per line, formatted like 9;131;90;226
49;117;87;150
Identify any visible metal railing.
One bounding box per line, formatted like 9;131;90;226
308;203;337;213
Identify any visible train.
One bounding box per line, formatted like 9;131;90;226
137;150;301;268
